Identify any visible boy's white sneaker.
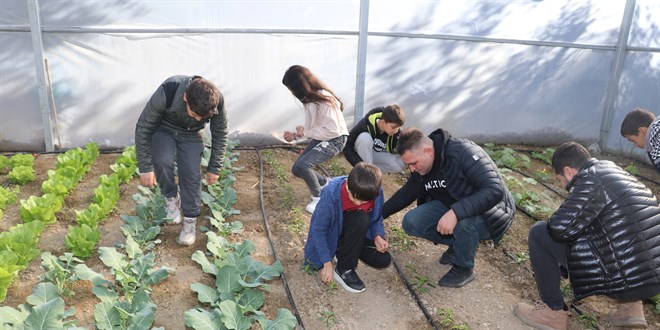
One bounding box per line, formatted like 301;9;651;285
165;195;182;224
305;196;321;214
177;217;196;246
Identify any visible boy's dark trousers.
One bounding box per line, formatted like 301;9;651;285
151;128;204;218
336;210;391;270
528;221;568;310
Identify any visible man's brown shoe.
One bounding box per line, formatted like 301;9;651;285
513;301;569;330
607;300;647;328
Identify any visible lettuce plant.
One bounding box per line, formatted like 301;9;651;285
65;224;100;259
19;193;63;224
9;154;35;168
8;166;35;185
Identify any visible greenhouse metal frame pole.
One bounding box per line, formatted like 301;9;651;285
354;0;369;120
599;0;636;150
27;0;56;152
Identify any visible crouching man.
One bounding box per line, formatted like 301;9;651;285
514;142;660;329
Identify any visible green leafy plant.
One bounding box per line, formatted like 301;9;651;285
0;282;80;329
650;293;659;313
320;310;337;327
9;154;35;168
186;238;295;330
390;227;417;251
501;170;555;220
75;234;172;330
531;148;555;165
325;281;338;291
406;264;436;294
560;281;573;299
0;221;45;301
0;155;10;174
327;158;346;177
65;224;101;259
513;252;530;264
9;166;35;185
301;261;317;275
0;186;19;213
436;308;469;329
19;193;63;224
40;252;82;297
288;207;305;236
263;150;296;209
624;163;639;176
576;312;599;329
532;168;551;182
485;147;530;169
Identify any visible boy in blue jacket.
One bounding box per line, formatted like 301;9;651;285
303;163;391;293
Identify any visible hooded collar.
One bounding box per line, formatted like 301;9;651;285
428;128;451;169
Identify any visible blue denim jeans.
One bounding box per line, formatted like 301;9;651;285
402;200;491;269
292;136;347;197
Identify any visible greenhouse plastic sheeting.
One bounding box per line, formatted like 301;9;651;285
0;0;658;163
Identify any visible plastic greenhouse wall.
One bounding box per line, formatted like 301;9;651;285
0;0;658;164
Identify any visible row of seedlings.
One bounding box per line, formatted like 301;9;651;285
0;184;172;329
186;141;297;330
73;184;173;330
0;143;99;302
0;153;36;220
65;146;138;258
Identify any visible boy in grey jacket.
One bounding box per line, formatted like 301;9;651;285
135;75;228;245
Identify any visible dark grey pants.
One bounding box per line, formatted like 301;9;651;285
152;129;204;218
292;136;346;197
528;221;568;310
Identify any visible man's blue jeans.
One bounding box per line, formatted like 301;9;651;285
402;200;491;269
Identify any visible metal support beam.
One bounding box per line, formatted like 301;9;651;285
599;0;636;150
27;0;55;152
354;0;369;121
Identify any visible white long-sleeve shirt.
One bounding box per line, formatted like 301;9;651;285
302;90;349;141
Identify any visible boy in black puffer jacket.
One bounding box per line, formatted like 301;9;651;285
514;142;660;330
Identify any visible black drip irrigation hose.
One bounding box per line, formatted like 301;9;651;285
253;148;306;330
636;173;660;186
503;165;567;199
390;255;441;330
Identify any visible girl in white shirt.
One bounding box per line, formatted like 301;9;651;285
282;65;349;213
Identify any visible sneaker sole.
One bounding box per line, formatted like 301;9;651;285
608;316;647;328
333;271;365;293
438;272;475;288
512;305;561;330
177;238;195;246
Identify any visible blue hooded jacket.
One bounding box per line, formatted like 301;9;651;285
303;176;385;269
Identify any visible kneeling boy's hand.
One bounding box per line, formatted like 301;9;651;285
374;235;389;252
321;262;334;283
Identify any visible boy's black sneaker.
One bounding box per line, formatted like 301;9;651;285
438;265;475;288
333;267;365;293
438;246;455;265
